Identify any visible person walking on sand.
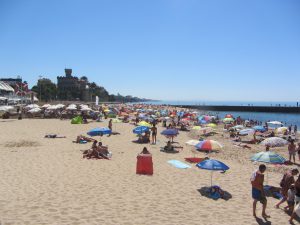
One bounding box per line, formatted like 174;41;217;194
289;140;296;164
289;175;300;223
251;164;270;218
151;124;157;144
275;169;299;208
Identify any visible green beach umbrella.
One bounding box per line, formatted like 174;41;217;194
251;151;286;164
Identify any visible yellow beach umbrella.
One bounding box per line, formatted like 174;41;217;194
207;123;217;128
275;127;288;134
192;126;202;130
138;121;152;127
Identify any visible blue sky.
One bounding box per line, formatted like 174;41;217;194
0;0;299;101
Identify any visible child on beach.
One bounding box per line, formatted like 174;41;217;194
284;185;295;213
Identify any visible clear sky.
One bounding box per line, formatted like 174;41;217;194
0;0;299;101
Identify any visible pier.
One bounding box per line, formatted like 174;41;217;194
173;105;300;113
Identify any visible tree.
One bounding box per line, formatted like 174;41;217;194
31;78;57;102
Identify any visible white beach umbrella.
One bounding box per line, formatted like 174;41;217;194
0;106;14;111
42;104;51;108
239;129;256;136
260;137;288;147
233;125;244;130
56;104;65;109
81;107;92;111
28;108;41;113
25;104;39;109
47;105;58;110
267;121;283;125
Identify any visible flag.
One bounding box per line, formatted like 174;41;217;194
15;82;29;96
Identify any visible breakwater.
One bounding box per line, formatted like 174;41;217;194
174;105;300;113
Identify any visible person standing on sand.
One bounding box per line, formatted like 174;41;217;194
151;124;157;144
108;119;112;136
275;169;299;208
288;140;296;164
251;164;270;218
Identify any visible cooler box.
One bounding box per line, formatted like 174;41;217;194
136;154;153;175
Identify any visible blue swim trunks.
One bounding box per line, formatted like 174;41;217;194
252;187;267;203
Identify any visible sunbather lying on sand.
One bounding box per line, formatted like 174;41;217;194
233;142;251;149
74;135;96;143
44;134;66;138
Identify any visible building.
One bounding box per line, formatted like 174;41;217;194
0;77;22;89
57;69;91;101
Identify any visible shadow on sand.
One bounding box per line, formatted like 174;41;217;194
197;186;232;201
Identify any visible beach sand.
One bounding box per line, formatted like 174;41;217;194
0;119;295;225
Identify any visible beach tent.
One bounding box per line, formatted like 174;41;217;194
71;116;83;124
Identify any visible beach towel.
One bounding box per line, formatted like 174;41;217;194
167;160;191;169
185;157;206;163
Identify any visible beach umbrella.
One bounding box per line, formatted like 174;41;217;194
138;121;152;127
28;108;41;113
223;118;234;123
133;126;149;135
239;128;256;136
56;104;65;109
192;126;202;130
251;151;286;164
25;104;39;109
196;159;229;186
225;114;233;118
195;140;223;151
81;107;92;111
275;127;288;134
260;137;288;147
0;106;14;111
42;104;51;108
253;126;267;132
112;118;122;123
233;125;244;130
161;129;179;137
87;127;112;136
267;121;283;125
194;127;213;135
206;123;217;128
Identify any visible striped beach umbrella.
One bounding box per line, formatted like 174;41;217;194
251;151;286;164
223;118;234;123
195;140;223;151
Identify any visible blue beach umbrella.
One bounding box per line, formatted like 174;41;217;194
87;127;112;136
196;159;230;186
251;151;286;164
253;126;267;132
161;129;179;136
133;126;149;135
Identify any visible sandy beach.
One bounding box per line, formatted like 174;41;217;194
0;118;294;225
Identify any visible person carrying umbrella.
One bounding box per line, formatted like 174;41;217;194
250;164;270;218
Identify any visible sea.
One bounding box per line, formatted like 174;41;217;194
137;100;300;127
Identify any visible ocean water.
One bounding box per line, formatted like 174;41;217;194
138;100;300;127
